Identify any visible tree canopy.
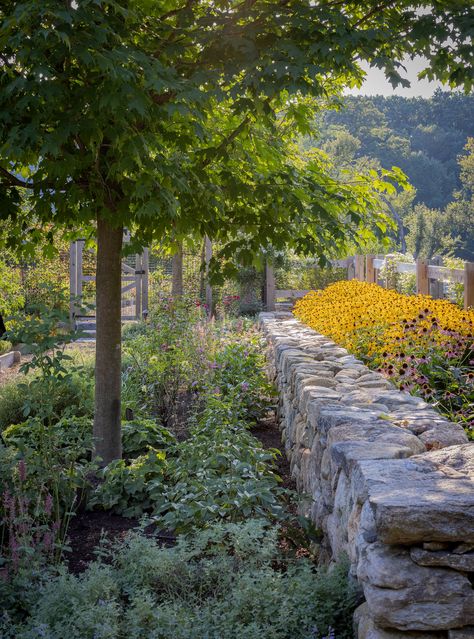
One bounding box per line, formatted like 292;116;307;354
1;0;473;462
1;1;473;254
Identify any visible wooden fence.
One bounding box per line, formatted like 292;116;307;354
265;255;474;312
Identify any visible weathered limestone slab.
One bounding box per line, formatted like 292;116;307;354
356;448;474;544
411;547;474;572
358;542;474;631
354;603;447;639
0;350;20;371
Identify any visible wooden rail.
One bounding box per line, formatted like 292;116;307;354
265;255;474;312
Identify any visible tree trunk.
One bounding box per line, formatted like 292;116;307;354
93;217;123;464
171;243;183;297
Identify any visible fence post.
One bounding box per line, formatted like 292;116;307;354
465;261;474;310
366;255;376;283
135;253;142;319
141;248;149;316
355;255;365;281
416;259;429;295
430;255;444;299
204;236;213;316
69;241;77;326
264;261;276;311
171;243;184;297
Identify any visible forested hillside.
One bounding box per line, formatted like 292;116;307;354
321;90;474;209
310;91;474;261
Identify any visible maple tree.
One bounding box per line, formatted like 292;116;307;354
0;0;472;462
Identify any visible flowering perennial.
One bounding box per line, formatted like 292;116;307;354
294;281;474;436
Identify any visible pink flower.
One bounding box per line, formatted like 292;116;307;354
44;493;53;517
42;531;53;551
18;459;27;482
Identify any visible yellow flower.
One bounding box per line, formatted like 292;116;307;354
293;281;474;362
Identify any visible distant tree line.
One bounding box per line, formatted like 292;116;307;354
306;91;474;261
319;90;474;209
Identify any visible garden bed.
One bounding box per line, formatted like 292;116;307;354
0;299;355;639
294;280;474;439
0;349;20;373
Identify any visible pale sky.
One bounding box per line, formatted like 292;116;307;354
347;57;444;98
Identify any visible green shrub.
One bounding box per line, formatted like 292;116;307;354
211;340;274;422
122;321;149;341
0;257;24;318
1;521;359;639
0;373;94;432
0;339;12;355
122;418;175;458
3;416;94;462
88;448;168;518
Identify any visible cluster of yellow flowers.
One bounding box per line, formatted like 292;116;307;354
293;281;474;361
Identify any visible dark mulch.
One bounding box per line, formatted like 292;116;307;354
66;511;139;573
252;410;296;491
67;511;176;574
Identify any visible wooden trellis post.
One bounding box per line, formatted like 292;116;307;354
465;262;474;310
264;261;276;311
365;255;376;283
135;253;142;319
204;236;213;316
142;248;149;315
69;241;77;325
171;243;184;298
416;259;429;295
69;239;85;325
354;255;365;281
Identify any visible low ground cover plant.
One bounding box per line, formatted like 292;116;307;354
0;520;357;639
294;280;474;437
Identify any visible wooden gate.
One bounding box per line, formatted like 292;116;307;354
69;239;149;324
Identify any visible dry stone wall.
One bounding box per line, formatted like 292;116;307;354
259;312;474;639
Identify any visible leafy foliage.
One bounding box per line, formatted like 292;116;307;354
0;255;23;318
1;308;94;428
0;521;358;639
92;318;283;528
0;339;12;355
153;392;285;532
0;373;93;432
2;1;470;261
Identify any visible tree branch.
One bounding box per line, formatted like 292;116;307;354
0;166;34;189
0;166;59;190
352;1;396;29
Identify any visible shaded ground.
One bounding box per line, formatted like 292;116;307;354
252;410;295;491
67;511;139;573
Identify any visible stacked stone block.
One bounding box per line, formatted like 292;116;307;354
259;312;474;639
